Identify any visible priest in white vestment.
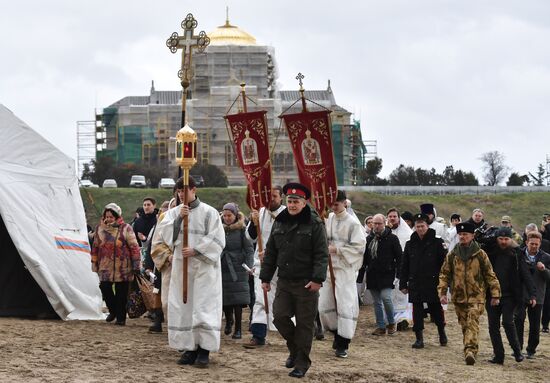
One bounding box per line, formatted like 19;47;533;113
319;190;366;358
243;186;286;348
152;178;225;367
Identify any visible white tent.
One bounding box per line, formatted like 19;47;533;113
0;104;104;320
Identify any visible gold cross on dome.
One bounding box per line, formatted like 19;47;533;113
166;13;210;87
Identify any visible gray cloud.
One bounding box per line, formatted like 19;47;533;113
1;0;549;182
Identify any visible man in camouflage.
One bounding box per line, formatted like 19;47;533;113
438;222;501;365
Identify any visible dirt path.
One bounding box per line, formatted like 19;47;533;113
0;305;548;382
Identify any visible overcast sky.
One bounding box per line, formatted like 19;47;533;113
2;0;549;182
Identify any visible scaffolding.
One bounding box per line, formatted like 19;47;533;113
76;120;97;178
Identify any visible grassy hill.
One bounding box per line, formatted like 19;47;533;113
81;188;550;232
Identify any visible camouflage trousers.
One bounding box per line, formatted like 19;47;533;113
454;303;485;356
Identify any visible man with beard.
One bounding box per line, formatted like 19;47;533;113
243;185;286;349
319;190;366;358
438;222;501;365
420;203;449;246
363;214;402;335
400;213;448;349
387;207;413;330
260;183;328;378
484;227;536;364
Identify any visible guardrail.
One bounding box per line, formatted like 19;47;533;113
338;186;550;195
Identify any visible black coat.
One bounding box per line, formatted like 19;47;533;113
486;245;535;304
518;248;550;303
399;229;446;303
362;227;402;290
221;214;254;306
133;210;158;246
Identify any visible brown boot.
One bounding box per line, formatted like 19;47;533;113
372;327;386;336
386;323;397;335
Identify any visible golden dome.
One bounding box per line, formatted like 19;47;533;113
208;19;257;46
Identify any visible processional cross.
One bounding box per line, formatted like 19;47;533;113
166;14;209;304
166;13;210;126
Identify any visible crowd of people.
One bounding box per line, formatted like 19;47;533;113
88;178;550;378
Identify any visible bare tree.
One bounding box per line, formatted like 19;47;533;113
479;151;510;186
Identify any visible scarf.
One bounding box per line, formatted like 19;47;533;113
457;240;479;262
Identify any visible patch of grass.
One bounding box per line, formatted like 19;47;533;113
81;188;550;232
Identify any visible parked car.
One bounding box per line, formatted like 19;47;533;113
102;179;118;188
191;175;205;187
129;175;147;188
158;178;176;189
80;179;99;188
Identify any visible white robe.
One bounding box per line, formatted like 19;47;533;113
390;219;413;324
447;226;459;252
391;218;413;250
245;205;286;330
319;210;366;339
153;201;225;352
429;220;448;245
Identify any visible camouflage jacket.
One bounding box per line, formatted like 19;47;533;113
438;241;501;304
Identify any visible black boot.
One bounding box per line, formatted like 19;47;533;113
149;309;163;333
195;347;210;367
224;307;234;335
412;330;424;349
438;325;448;346
314;313;324;340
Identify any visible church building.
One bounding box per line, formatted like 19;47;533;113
96;16;367;185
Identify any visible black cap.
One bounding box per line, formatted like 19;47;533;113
335;190;347;202
420;203;435;215
456;222;475;234
496;226;512;238
283;182;311;200
413;213;429;223
450;213;461;221
401;211;414;222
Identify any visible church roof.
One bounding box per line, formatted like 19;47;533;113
208;19;257;46
108;89;349;113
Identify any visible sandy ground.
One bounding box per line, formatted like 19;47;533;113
0;304;548;383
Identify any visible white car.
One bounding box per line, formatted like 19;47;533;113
129;175;147;188
80;179;99;188
158;178;176;189
102;179;118;188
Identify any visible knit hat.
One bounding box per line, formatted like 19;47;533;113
222;202;239;217
104;203;122;218
496;226;512;238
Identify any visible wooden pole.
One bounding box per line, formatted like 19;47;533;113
182;168;190;304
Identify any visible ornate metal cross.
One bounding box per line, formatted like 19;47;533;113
166;13;210;89
296;72;305;90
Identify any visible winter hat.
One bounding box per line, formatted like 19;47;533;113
496;227;512;238
420;203;435;215
223;202;239;217
456;222;475;234
104;203;122;218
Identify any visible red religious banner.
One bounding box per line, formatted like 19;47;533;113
281;110;338;215
225;111;273;209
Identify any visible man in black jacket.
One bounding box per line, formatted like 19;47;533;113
362;214;402;336
484;227;536;364
260;183;328;379
400;213;447;349
515;231;550;359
